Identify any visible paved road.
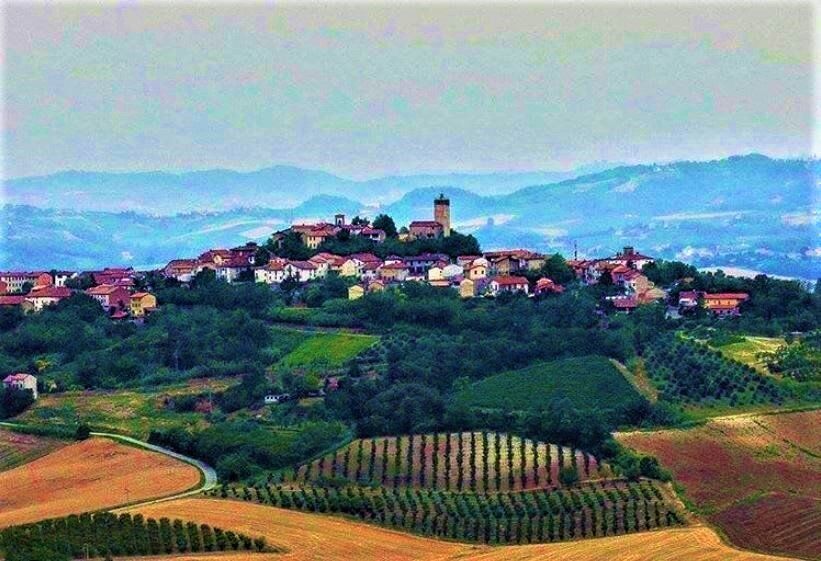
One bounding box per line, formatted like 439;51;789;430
0;421;218;508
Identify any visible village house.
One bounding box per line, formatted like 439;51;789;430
90;267;136;287
163;259;198;283
130;292;158;317
86;284;131;313
703;293;750;316
348;284;365;300
612;295;639;313
52;271;77;287
678;290;701;309
2;373;37;399
408;220;443;240
605;246;655;270
488;275;530;296
485;250;545;274
214;256;251;283
254;259;288;284
534;277;564;296
273;214;386;249
378;261;410;282
404;253;449;276
285;261;322;283
457;255;482;268
466;258;489;280
0;271;51;293
24;285;72;312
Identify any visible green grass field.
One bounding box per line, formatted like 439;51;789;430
713;336;785;374
14;379;234;438
458;356;644;413
279;332;378;372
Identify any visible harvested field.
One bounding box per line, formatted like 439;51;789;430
0;428;64;472
712;493;820;560
0;437;200;527
130;499;789;561
130;498;468;560
619;409;821;559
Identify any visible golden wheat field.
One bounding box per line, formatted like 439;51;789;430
0;437;200;527
130;498;792;561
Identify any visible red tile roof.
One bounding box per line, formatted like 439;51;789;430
0;295;25;306
703;293;749;300
86;284;128;296
3;373;35;383
27;286;72;299
492;275;529;286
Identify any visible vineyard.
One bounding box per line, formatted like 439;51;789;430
292;432;609;491
0;512;271;558
643;335;786;407
213;478;684;545
0;429;63;472
457;356;644;414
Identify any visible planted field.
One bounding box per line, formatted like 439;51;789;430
618;409;821;559
221;478;684;545
0;511;272;558
279;331;378;371
0;437;201;528
458;356;643;413
0;428;64;472
293;432;609;492
14;378;233;438
643;335;786;408
133;499;783;561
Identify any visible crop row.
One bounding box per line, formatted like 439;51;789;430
645;336;786;406
292;432;606;492
0;512;270;559
213;479;683;544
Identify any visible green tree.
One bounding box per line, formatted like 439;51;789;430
372;214;398;238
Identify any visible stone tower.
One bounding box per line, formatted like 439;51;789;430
434;193;451;237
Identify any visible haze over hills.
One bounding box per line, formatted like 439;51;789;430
2;165;617;214
2;155;817;279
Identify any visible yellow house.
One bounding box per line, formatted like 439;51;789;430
340;259;362;277
459;278;476;298
348;285;365;300
468;263;487;280
130;292;158;317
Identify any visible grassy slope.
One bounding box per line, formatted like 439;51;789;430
713;337;785;375
14;379;234;439
130;499;791;561
458;356;643;412
279;332;378;371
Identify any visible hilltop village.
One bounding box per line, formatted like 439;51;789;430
0;194;752;319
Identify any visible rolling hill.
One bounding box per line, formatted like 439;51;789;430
2;155;817;278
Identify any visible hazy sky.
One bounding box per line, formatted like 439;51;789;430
2;1;816;179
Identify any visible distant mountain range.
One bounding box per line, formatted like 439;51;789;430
2;155;818;279
2;164;619;214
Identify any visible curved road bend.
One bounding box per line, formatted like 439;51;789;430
0;422;218;508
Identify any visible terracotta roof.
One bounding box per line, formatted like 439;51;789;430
3;373;35;383
349;253;382;263
380;262;409;270
0;295;25;306
492;275;529;286
288;261;317;270
409;221;442;228
613;296;638;309
703;293;749;300
131;292;151;299
28;286;72;299
87;284;127;296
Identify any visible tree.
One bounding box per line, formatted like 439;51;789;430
75;423;91;440
372;214;398;238
539;254;575;285
254;246;271;266
351;216;370;226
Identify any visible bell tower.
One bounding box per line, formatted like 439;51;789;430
434;193;451;237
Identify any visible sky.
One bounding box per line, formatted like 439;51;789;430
1;1;816;179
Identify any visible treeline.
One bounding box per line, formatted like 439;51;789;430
0;293;275;389
0;512;270;561
148;420;348;481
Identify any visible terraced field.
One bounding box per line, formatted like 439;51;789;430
292;432;609;491
0;428;64;472
131;499;790;561
619;409;821;559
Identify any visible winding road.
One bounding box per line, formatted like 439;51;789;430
0;421;218;509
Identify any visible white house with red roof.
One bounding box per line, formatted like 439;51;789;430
3;373;37;399
86;284;131;313
488;275;530;296
255;259;289;284
24;285;72;312
605;246;655;270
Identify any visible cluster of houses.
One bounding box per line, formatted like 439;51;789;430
0;268;158;319
2;196;750;318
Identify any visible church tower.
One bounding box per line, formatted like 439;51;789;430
434;193;451;237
